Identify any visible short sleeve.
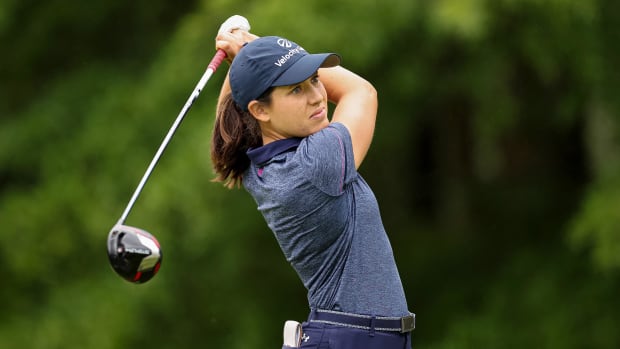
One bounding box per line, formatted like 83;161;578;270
298;122;357;196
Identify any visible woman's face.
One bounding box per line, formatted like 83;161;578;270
257;73;329;143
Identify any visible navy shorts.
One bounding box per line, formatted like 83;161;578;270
284;321;412;349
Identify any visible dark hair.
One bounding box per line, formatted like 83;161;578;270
210;88;273;188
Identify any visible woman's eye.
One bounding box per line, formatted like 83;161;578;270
311;75;320;84
291;86;302;94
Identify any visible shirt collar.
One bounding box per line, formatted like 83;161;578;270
246;138;303;165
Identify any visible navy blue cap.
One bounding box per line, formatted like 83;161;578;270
229;36;341;111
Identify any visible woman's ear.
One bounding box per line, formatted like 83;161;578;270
248;101;270;122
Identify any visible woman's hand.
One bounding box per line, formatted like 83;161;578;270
215;30;259;63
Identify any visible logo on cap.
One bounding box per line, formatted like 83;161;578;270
277;38;292;48
273;37;306;68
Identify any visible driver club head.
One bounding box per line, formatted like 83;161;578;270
107;224;162;283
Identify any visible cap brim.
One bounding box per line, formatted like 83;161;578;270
272;53;341;87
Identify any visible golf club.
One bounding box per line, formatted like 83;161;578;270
107;15;251;283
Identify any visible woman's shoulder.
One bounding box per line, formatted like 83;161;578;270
303;122;352;149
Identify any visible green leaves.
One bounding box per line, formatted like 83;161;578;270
2;0;620;348
570;179;620;271
427;0;489;40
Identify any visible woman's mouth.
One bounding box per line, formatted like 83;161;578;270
310;107;326;119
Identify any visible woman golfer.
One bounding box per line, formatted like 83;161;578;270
212;28;414;349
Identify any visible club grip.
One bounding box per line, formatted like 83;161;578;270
207;49;228;72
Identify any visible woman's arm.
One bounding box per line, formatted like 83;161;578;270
319;66;378;169
214;30;259;114
215;72;232;116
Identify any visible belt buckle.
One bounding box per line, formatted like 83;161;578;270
400;314;415;333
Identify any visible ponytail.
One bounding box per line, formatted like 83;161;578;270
211;93;262;188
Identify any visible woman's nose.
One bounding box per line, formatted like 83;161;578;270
308;85;323;104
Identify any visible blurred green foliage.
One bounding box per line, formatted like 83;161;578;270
1;0;620;348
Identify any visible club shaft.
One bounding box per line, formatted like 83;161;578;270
118;50;227;225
